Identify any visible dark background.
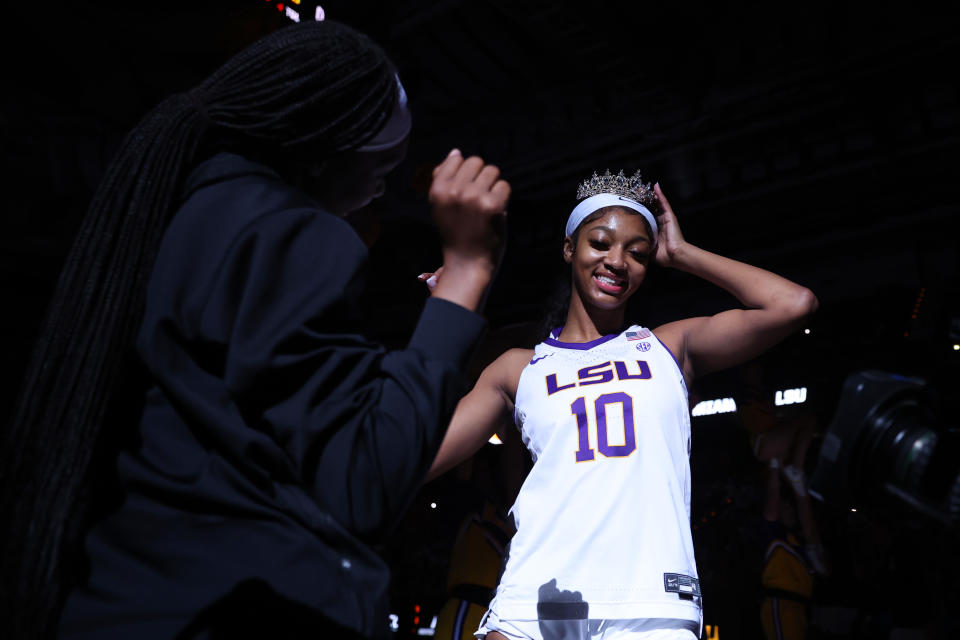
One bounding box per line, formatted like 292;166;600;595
4;1;959;638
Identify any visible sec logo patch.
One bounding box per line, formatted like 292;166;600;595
636;341;651;352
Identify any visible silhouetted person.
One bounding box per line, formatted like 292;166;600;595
1;20;509;639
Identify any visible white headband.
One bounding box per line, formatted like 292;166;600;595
566;193;659;242
358;74;412;152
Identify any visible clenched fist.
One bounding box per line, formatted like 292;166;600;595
426;149;510;312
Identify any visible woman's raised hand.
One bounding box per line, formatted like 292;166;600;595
652;183;688;268
427;149;510;311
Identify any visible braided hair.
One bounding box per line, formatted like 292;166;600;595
0;20;399;638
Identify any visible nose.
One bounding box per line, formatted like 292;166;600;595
605;247;627;272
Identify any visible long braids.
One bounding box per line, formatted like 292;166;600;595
0;20;397;638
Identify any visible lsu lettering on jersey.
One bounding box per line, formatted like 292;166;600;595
489;326;701;626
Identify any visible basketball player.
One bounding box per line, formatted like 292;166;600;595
423;171;818;640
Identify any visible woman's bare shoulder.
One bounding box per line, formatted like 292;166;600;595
652;320;691;356
485;347;536;398
497;347;536;364
489;347;536;377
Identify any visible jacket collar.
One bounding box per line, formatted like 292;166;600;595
182;152;284;201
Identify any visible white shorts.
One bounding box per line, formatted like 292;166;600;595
475;607;701;640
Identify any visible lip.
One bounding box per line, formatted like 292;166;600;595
593;273;626;295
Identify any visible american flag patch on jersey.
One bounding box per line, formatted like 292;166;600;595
626;329;651;341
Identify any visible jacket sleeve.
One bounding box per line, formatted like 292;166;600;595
209;207;486;538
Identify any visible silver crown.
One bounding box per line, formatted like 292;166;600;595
575;169;656;207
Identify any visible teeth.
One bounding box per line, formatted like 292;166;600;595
596;275;620;286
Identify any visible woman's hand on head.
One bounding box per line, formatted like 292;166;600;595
652;183;688;267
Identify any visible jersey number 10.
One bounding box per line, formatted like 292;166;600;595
570;392;636;462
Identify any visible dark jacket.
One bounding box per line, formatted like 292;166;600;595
58;153;486;639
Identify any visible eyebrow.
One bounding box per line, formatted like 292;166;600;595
588;226;651;245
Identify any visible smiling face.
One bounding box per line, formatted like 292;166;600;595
563;206;653;313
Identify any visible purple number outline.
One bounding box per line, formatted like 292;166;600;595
595;392;636;458
570;396;595;462
570;392;637;462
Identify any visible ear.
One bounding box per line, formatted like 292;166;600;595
562;236;574;264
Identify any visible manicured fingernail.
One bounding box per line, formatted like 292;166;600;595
426;275;438;287
448;148;461;158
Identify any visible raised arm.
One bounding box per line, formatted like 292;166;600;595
428;149;510;313
427;348;530;481
652;184;818;382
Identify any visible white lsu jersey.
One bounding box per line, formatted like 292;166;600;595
490;326;701;626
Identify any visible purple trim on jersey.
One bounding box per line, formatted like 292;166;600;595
545;327;620;351
773;597;784;640
453;599;470;639
765;540;809;567
654;333;684;377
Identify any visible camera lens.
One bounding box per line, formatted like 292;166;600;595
810;371;958;528
853;395;937;504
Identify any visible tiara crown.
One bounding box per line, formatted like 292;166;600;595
575;169;656;207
